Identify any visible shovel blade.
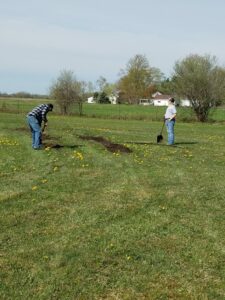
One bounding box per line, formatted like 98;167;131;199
157;134;163;143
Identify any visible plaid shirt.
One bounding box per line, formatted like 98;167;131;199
27;104;50;124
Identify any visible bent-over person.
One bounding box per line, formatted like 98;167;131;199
27;103;53;149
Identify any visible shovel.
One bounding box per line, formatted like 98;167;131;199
40;123;47;146
42;123;47;133
157;120;165;143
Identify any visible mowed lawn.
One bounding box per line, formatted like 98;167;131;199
1;111;225;299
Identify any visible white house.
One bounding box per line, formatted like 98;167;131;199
87;96;95;104
139;99;152;105
152;91;162;98
109;95;117;104
151;92;191;107
152;94;172;106
180;99;191;107
87;94;118;104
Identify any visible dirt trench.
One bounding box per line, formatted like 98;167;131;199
79;136;132;153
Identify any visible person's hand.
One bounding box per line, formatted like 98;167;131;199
42;122;47;133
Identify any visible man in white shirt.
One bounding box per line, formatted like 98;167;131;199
164;98;177;145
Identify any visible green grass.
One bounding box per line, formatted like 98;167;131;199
0;96;211;123
1;96;225;123
0;97;224;122
1;112;225;299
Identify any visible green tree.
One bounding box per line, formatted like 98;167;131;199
95;76;116;104
98;91;110;104
93;92;99;102
157;78;176;95
173;54;225;122
50;70;84;115
96;76;116;97
117;54;163;104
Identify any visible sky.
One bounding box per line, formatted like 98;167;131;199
1;0;225;94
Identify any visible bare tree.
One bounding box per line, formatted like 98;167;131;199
96;76;108;93
174;54;225;122
49;70;84;115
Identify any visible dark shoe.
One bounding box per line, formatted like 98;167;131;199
33;146;43;150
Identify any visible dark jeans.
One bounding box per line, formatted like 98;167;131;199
27;116;42;149
166;120;175;145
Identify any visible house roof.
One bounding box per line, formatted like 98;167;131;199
153;94;172;100
152;91;162;97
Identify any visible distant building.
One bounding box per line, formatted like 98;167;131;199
139;99;152;105
151;92;191;107
109;95;117;104
180;99;191;107
87;94;117;104
152;94;172;106
87;96;95;104
151;91;162;98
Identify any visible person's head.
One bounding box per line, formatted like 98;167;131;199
169;98;175;104
48;103;54;111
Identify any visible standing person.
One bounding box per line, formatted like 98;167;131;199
164;98;177;145
27;103;54;149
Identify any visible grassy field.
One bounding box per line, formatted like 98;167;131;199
1;97;225;122
1;109;225;299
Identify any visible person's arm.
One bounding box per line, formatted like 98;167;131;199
169;107;177;120
169;113;176;120
41;106;48;124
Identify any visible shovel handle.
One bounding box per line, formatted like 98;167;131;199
160;120;165;134
42;123;47;133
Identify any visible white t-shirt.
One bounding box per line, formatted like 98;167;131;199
165;105;177;119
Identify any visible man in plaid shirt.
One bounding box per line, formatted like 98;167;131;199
27;103;54;149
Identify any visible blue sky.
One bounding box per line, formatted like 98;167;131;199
1;0;225;94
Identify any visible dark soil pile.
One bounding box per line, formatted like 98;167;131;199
15;127;29;132
79;136;132;153
43;143;63;149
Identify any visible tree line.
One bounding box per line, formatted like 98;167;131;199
50;53;225;122
2;53;225;122
0;91;48;99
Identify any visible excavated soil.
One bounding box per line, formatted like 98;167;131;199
79;135;132;153
15;127;29;132
43;143;64;149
